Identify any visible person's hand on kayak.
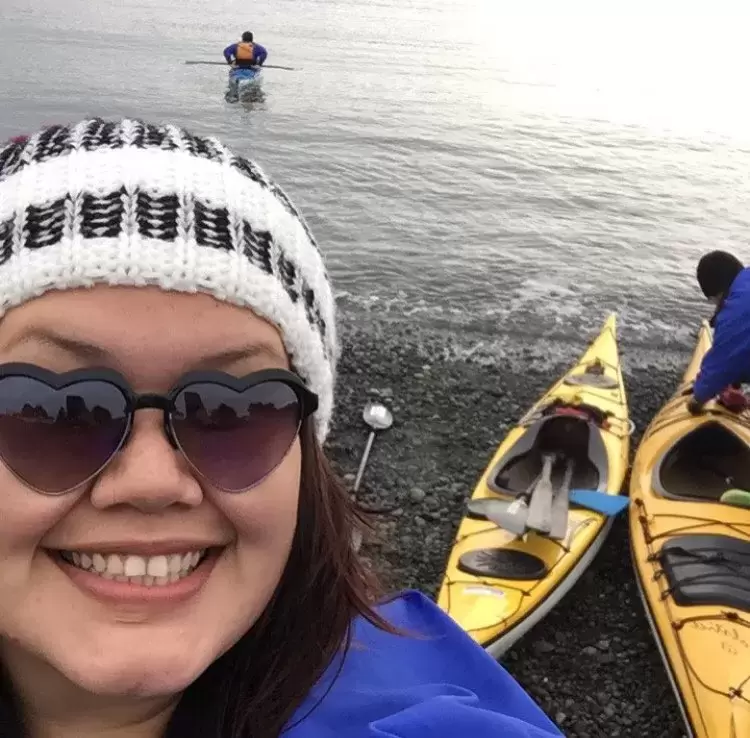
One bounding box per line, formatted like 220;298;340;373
687;396;705;415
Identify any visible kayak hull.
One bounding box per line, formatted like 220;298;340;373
437;314;630;656
226;67;262;102
629;321;750;738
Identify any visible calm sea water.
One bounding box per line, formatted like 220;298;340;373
2;0;749;367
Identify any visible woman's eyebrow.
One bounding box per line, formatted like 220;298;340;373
3;329;108;361
2;328;287;368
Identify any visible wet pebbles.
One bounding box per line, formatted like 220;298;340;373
326;323;689;738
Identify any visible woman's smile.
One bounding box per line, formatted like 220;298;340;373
51;544;223;604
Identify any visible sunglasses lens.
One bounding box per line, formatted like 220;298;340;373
0;376;129;494
171;380;302;491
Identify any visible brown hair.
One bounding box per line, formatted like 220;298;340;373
163;420;397;737
0;421;390;737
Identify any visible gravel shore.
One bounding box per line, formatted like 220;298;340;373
325;321;688;738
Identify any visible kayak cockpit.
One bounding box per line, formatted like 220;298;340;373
489;412;609;496
654;422;750;502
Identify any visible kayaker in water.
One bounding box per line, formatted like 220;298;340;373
0;118;563;738
688;249;750;414
224;31;268;69
223;32;268;102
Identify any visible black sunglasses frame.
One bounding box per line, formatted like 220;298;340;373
0;363;319;495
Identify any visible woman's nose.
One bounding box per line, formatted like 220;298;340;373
89;410;204;512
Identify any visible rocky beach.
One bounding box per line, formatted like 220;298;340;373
326;320;689;738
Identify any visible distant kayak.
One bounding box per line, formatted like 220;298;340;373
225;67;262;103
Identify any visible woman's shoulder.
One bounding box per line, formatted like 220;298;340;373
284;590;563;738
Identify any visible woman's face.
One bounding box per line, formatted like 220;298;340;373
0;286;301;700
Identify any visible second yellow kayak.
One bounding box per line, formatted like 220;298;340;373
630;321;750;738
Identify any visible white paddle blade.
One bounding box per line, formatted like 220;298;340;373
549;460;574;540
526;454;555;533
484;497;529;536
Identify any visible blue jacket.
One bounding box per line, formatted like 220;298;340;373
694;267;750;403
284;590;563;737
223;42;268;66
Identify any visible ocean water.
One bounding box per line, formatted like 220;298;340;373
2;0;749;368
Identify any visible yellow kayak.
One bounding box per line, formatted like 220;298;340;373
630;321;750;738
437;313;630;656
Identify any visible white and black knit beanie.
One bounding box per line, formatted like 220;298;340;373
0;118;337;441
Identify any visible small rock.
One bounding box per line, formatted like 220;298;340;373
555;712;566;725
596;638;611;651
581;646;599;657
415;516;426;527
410;487;427;503
532;639;556;655
343;473;356;483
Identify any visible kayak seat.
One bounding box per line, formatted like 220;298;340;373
488;415;608;497
653;422;750;502
659;534;750;611
457;548;548;581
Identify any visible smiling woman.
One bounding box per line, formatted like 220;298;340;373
0;119;562;738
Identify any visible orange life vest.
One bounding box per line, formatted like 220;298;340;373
236;42;255;64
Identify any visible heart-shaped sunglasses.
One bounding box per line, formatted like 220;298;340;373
0;363;318;495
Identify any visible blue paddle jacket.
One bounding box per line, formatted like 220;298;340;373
223;42;268;67
694;267;750;403
283;590;563;737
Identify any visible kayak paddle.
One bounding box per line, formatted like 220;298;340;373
488;496;529;536
549;458;575;540
467;488;629;524
525;453;556;533
184;60;298;71
569;489;629;516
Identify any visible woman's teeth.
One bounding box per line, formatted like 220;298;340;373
59;550;207;586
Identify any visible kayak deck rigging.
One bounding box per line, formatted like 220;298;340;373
658;534;750;611
633;495;750;731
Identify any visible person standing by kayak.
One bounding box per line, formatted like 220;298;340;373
688;250;750;414
223;31;268;101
